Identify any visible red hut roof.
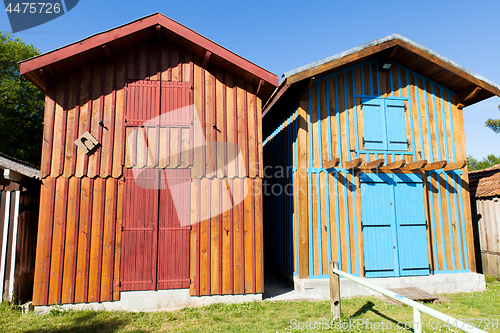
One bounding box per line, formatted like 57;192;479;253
20;13;278;100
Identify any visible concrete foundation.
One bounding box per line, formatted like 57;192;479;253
34;290;262;313
292;273;486;299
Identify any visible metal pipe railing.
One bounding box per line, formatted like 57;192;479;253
329;261;486;333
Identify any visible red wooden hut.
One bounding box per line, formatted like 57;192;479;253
20;13;278;310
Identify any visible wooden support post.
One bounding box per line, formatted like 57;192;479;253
329;261;341;320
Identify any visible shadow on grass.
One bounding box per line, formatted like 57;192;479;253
350;301;414;332
22;311;134;333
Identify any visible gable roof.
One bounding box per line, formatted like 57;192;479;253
264;34;500;115
19;13;278;100
0;152;40;180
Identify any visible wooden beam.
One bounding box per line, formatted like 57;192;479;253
203;51;212;69
256;79;264;97
443;160;466;171
102;45;113;63
286;39;400;85
306;77;315;91
424;160;447;171
362;158;385;170
459;86;481;103
323;158;340;169
400;159;427;170
343;158;363;170
457;103;465;110
155;25;162;43
379;159;406;171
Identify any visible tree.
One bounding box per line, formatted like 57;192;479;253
485;105;500;133
467;154;500;171
0;32;44;166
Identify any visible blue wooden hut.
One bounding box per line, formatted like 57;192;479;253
262;34;500;295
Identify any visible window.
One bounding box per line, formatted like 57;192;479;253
361;98;409;151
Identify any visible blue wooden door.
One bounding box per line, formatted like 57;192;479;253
360;173;399;278
393;173;430;276
360;173;429;278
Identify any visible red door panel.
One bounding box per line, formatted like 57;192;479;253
120;168;159;291
157;169;191;290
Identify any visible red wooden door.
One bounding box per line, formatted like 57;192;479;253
157;169;191;289
121;168;159;291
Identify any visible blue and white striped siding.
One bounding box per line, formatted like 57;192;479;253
262;107;299;274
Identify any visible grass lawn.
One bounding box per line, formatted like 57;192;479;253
1;276;499;332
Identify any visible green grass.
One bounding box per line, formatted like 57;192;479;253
1;277;499;332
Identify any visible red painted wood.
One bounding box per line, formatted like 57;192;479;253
83;179;94;302
56;178;69;304
157;169;190;289
195;178;200;295
109;179;118;300
19;14;278;87
240;180;245;293
70;179;81;303
107;64;117;174
43;179;56;305
251;179;256;294
206;180;211;295
96;65;106;176
120;169;158;291
96;179;106;301
229;178;234;294
71;68;82;175
83;64;94;176
218;179;223;293
59;82;69;175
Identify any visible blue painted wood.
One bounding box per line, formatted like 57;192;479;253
394;175;430;276
360;174;397;278
361;173;430;278
361;98;386;150
385;99;408;151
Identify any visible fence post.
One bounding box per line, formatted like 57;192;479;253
413;307;422;333
329;261;341;320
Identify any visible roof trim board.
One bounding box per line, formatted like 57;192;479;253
20;13;278;89
282;34;500;98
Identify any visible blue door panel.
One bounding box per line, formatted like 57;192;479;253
362;98;386;150
394;179;430;276
385;99;408;151
361;173;430;278
361;181;397;278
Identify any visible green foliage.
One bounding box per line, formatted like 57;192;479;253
485;105;500;134
467;154;500;171
0;31;44;166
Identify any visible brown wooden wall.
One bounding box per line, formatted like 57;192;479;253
33;40;264;305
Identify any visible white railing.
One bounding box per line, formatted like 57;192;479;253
329;261;486;333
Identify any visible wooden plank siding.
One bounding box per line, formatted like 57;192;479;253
263;56;474;279
33;40;266;305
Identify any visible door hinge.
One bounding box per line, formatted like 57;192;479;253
425;220;428;230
